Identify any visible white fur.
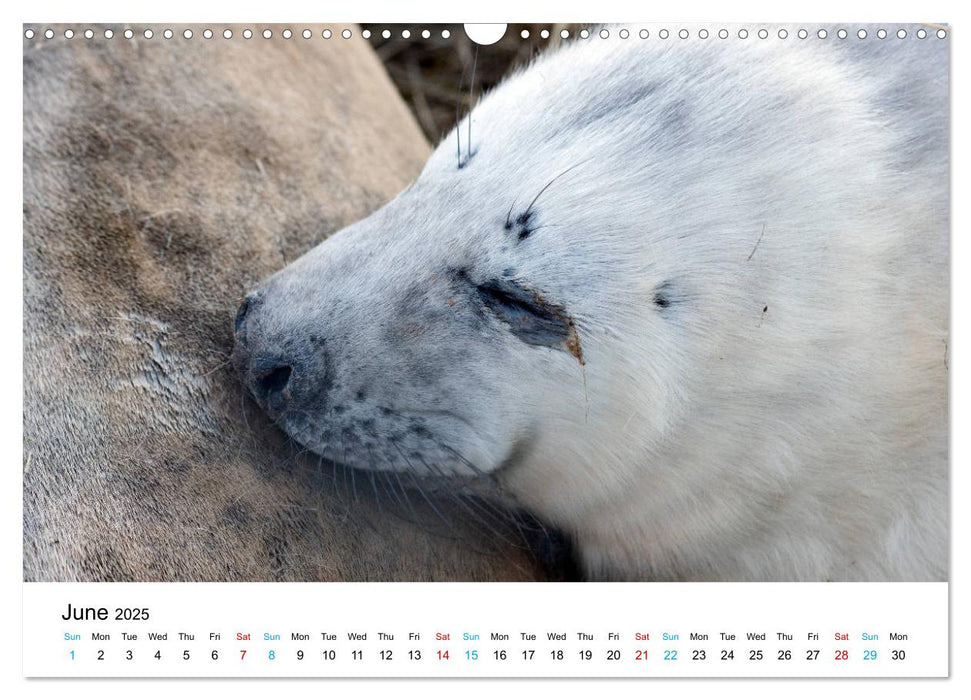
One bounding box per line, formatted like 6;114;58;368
255;27;948;581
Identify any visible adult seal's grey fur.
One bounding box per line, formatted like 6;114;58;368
235;27;949;581
23;24;544;582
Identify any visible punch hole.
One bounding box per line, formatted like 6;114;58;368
64;29;74;39
618;29;628;39
24;29;34;39
599;29;608;39
778;29;788;39
540;29;550;39
937;29;946;39
163;29;173;39
916;28;927;39
857;29;867;39
699;29;709;39
817;29;827;39
322;29;331;39
44;29;54;39
738;29;748;39
639;29;648;39
184;29;193;39
877;29;887;39
441;29;451;39
382;29;391;39
758;28;768;39
797;29;808;39
362;29;372;38
563;29;572;39
243;29;253;39
521;29;529;39
837;29;847;39
301;29;311;39
580;29;590;39
203;29;213;39
896;29;906;39
463;24;506;45
104;29;113;38
680;29;690;39
223;29;233;39
402;29;411;39
421;29;430;39
659;29;669;39
144;29;154;39
341;29;352;39
718;29;728;39
84;29;94;39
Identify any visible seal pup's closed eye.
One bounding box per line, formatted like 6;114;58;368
464;272;580;360
233;27;948;582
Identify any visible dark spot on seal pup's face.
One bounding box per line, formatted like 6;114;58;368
652;281;686;316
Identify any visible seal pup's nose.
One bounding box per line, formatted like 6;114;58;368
233;291;296;416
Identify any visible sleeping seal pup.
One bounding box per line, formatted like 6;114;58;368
233;26;949;581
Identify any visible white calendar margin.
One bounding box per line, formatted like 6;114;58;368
6;0;967;696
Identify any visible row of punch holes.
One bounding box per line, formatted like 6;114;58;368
22;27;449;40
24;26;948;41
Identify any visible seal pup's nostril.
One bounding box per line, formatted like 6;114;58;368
256;364;293;409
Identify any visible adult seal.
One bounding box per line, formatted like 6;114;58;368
234;27;949;581
23;24;544;582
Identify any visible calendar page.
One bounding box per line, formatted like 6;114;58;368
20;8;954;689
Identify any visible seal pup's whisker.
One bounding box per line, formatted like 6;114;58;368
504;199;516;230
467;45;478;166
454;48;468;169
520;157;594;221
428;442;539;552
378;455;421;526
340;454;383;536
238;383;252;434
438;442;502;485
197;358;232;378
378;445;465;541
364;445;386;519
346;439;359;503
436;440;558;554
450;489;526;550
337;428;354;525
391;439;460;534
455;98;462;169
314;453;329;525
414;453;521;548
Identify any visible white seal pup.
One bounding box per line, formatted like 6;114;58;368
233;27;949;581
